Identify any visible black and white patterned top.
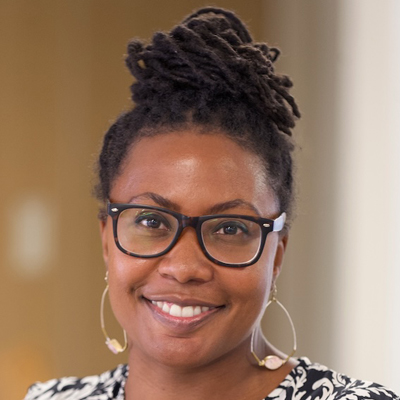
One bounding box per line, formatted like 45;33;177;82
24;357;399;400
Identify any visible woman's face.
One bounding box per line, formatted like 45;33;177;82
100;129;287;369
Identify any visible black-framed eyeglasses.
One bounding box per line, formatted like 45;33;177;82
107;203;286;268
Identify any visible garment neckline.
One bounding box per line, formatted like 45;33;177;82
116;358;311;400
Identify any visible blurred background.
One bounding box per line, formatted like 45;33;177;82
1;1;399;398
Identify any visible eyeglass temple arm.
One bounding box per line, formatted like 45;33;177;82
272;212;286;232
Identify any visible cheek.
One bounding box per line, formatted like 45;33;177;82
105;222;150;282
107;257;159;338
235;235;279;312
242;265;271;308
222;259;272;323
105;226;154;311
108;251;153;296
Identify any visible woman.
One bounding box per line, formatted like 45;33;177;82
25;7;399;400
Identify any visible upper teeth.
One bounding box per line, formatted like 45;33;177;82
151;301;210;317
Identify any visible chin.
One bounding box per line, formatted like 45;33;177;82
134;335;219;370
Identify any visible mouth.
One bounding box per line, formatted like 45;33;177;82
150;300;214;318
142;296;225;331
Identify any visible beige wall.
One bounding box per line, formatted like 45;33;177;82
261;0;340;367
0;2;264;399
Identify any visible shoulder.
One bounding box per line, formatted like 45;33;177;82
267;357;399;400
23;364;128;400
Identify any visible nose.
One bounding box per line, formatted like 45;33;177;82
157;228;214;284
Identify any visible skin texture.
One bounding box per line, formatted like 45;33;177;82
100;129;296;400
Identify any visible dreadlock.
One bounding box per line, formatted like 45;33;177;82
95;7;300;225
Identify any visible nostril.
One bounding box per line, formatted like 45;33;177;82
157;251;214;284
158;260;214;284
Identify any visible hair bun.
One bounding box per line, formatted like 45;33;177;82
124;7;299;135
181;7;253;44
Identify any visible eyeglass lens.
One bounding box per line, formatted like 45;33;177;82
117;207;263;265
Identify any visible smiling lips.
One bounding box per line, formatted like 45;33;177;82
151;300;213;318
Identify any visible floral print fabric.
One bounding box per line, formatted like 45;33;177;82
24;357;399;400
268;358;398;400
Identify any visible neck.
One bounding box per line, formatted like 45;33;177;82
124;337;289;400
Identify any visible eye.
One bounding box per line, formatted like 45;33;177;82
135;212;171;230
213;220;249;235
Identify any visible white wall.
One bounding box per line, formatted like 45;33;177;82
333;0;400;390
263;0;400;392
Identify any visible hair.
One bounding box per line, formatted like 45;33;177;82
94;7;300;227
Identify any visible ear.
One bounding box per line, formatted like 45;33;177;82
99;219;109;268
272;233;288;284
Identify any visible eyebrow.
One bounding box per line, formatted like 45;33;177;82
128;192;261;216
208;199;261;216
129;192;180;210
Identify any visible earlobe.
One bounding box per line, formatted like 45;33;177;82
99;220;109;267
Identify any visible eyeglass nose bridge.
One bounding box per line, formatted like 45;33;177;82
180;215;200;229
170;215;215;264
172;215;205;248
175;215;202;239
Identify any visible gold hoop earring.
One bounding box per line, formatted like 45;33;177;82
100;273;127;354
251;285;297;370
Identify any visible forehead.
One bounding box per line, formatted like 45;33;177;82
111;130;278;216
